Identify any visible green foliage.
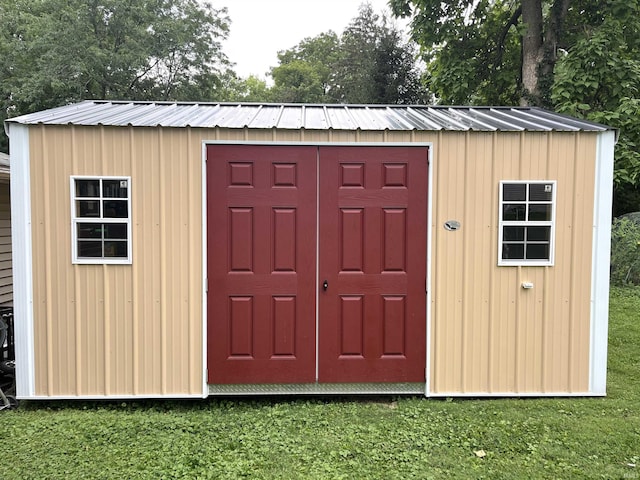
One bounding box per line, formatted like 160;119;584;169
270;31;340;103
391;0;524;105
613;183;640;217
270;4;428;104
393;0;640;199
221;74;273;103
0;0;428;149
552;0;640;190
0;0;232;151
610;215;640;285
270;59;328;103
1;287;639;479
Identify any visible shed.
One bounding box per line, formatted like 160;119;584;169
5;101;615;399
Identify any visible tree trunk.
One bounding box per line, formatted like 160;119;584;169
520;0;544;105
540;0;571;102
520;0;571;106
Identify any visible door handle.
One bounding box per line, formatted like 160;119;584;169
323;280;328;291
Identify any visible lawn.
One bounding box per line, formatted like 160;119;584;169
2;287;639;479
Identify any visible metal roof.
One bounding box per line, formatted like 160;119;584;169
5;100;612;133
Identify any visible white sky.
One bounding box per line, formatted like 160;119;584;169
207;0;406;79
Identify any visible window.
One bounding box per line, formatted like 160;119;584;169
498;181;556;266
71;176;131;264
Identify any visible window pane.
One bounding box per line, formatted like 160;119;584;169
526;243;550;260
78;240;103;257
104;223;127;239
503;183;526;201
528;204;552;221
77;200;100;217
527;226;551;241
77;223;103;239
103;200;128;218
73;177;131;263
529;183;553;201
503;226;525;241
502;243;524;259
103;179;128;198
76;179;100;197
104;241;128;257
503;204;526;221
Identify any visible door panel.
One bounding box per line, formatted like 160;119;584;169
207;144;427;386
207;145;317;384
318;146;427;383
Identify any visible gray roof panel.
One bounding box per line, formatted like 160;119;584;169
303;106;328;130
278;105;304;129
325;106;356;130
5;101;613;133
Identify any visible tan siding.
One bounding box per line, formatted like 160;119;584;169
569;134;594;392
30;125;203;396
432;132;466;391
461;132;494;392
27;124;596;396
0;182;11;305
430;131;596;394
545;135;574;391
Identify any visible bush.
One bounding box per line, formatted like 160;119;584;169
611;213;640;285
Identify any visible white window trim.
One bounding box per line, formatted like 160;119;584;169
498;180;556;266
70;175;132;265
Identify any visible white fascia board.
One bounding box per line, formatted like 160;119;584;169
590;130;615;395
8;124;36;398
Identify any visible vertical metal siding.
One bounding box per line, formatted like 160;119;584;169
0;181;12;306
429;131;596;394
30;125;203;396
26;124;596;396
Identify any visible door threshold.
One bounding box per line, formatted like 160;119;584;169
208;382;425;395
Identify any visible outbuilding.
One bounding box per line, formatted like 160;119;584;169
5;101;615;399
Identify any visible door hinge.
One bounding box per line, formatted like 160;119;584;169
206;278;209;293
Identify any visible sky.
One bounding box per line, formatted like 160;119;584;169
207;0;407;80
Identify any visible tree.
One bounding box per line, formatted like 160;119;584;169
0;0;232;151
551;0;640;214
331;3;426;104
392;0;640;213
370;11;426;104
270;3;427;104
390;0;570;106
270;32;340;103
330;5;381;103
222;74;273;103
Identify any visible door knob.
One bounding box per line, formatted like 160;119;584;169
323;280;328;291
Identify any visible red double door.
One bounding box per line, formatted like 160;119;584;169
207;145;427;384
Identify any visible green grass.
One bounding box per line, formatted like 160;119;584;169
2;287;640;479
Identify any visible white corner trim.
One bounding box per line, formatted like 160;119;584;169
590;130;615;395
8;124;36;398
